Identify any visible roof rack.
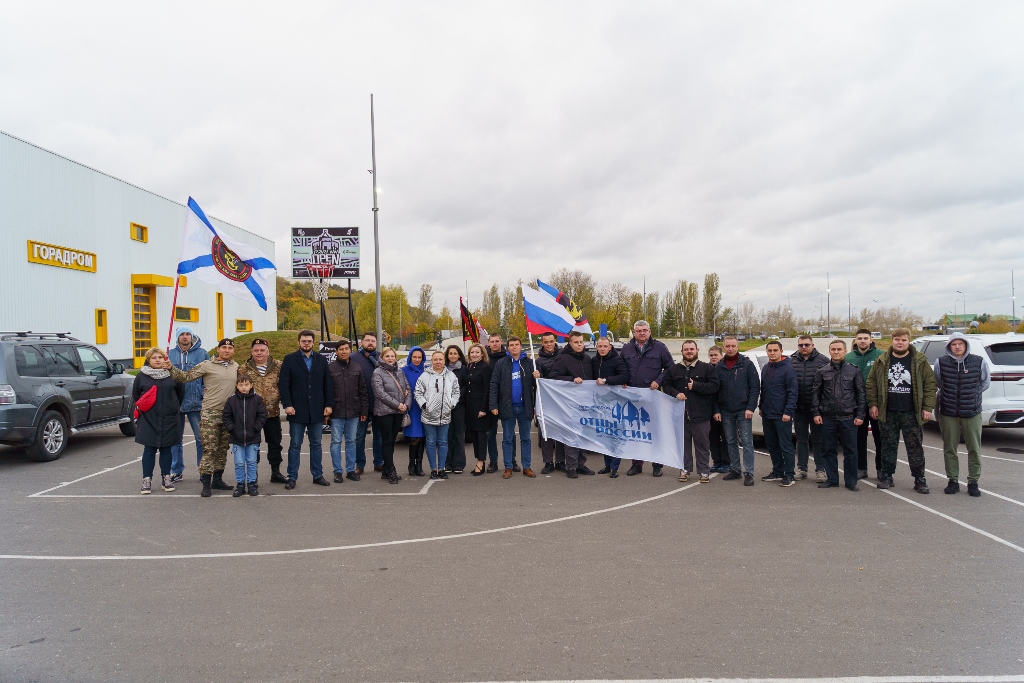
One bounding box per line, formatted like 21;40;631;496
0;332;79;342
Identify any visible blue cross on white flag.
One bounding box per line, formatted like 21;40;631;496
177;198;276;310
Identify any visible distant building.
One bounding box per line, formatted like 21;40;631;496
0;131;277;366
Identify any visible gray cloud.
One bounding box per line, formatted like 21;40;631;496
2;1;1023;323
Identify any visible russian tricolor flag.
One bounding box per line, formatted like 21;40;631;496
522;285;577;337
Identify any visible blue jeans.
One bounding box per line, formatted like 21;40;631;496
356;416;383;469
142;446;172;478
287;422;324;481
330;417;360;474
501;405;532;469
721;411;755;475
232;443;259;484
822;415;859;488
171;410;203;475
762;417;795;478
423;423;450;471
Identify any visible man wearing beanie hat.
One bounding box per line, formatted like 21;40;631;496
169;337;243;497
168;326;206;482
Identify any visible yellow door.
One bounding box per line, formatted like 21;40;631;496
132;285;156;367
216;292;224;341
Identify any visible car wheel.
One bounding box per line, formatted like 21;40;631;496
119;416;137;437
26;411;69;462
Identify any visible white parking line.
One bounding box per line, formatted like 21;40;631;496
26;440;195;497
895;458;1024;509
921;442;1024;463
35;478;440;498
0;478;710;560
465;676;1024;683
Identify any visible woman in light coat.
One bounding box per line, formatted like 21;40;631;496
415;350;461;479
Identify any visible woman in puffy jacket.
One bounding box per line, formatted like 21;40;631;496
131;347;184;495
371;347;410;484
415;350;461;479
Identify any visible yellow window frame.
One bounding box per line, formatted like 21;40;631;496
130;222;149;243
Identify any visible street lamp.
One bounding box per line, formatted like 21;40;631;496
956;290;965;324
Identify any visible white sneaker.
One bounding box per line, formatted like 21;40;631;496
796;469;807;480
815;470;827;483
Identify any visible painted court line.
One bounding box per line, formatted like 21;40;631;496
467;676;1024;683
34;478;440;499
921;442;1024;463
0;478;709;561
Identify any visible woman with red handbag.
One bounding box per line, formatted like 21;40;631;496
132;348;184;494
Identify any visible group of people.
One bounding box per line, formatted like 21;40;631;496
130;321;987;500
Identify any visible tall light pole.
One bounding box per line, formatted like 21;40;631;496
1013;271;1017;332
816;288;824;337
370;94;383;344
826;272;831;336
847;280;851;334
957;290;965;325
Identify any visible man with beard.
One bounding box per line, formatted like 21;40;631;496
351;332;382;475
662;340;720;484
790;335;829;482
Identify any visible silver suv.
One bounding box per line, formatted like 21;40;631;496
0;332;136;461
912;333;1024;427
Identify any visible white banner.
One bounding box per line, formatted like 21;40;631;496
536;379;686;470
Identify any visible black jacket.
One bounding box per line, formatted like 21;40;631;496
448;362;469;406
812;360;866;420
790;348;829;412
278;350;335;424
351;347;380;409
465;361;494;432
489;353;536;419
661;360;720;423
591;348;630;385
329;357;369;419
486;346;507;366
222;388;268;447
132;372;184;448
535;347;560;379
713;353;761;414
551;346;594;382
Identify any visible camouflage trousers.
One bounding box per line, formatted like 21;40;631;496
879;410;926;478
198;409;231;475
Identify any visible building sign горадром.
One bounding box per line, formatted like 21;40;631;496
27;240;97;273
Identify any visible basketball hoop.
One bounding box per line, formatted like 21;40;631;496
305;263;334;302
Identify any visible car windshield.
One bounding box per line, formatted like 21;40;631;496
986;342;1024;366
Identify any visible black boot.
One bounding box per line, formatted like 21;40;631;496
232;483;246;497
414;442;426;477
211;470;233;490
248;482;259;496
408;443;417;476
200;474;212;498
270;467;287;484
913;477;930;494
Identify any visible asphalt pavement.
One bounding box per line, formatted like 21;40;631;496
1;422;1023;682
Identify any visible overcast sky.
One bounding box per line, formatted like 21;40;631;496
3;1;1023;324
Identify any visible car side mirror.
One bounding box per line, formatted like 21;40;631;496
111;363;125;374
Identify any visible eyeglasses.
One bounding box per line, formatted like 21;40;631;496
797;343;812;348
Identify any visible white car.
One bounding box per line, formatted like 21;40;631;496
912;334;1024;427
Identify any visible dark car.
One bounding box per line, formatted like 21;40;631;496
0;332;136;461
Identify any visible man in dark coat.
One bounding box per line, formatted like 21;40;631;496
812;340;866;492
790;335;829;482
550;331;595;478
351;332;382;474
591;336;630;476
532;332;565;473
662;340;720;483
758;340;799;487
713;335;761;486
485;333;509;472
328;338;369;483
489;336;537;478
620;320;675;476
278;330;335;489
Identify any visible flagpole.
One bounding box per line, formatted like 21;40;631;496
165;275;181;351
370;94;383;347
524;299;535;360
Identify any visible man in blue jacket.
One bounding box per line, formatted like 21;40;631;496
620;320;675;477
713;336;761;486
278;330;335;489
168;326;206;482
759;340;799;487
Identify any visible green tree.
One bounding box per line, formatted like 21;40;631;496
355;285;409;341
702;273;722;334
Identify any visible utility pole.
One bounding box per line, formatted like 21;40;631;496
826;272;831;336
370;94;383;345
847;281;851;334
1013;271;1017;332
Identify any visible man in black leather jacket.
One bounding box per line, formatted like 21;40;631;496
812;340;866;492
